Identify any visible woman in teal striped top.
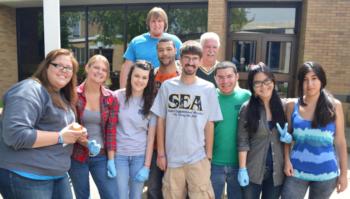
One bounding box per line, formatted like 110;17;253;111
282;61;348;199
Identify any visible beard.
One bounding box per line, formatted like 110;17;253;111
159;56;175;67
182;64;197;75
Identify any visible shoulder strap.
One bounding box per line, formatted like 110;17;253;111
293;99;299;113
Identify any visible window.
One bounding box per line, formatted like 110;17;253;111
228;2;300;97
230;7;296;34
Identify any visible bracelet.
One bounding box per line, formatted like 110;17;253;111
157;154;165;159
58;133;64;144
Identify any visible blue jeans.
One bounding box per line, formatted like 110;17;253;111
69;155;118;199
281;176;337;199
147;151;164;199
210;164;242;199
116;154;145;199
0;168;72;199
243;167;281;199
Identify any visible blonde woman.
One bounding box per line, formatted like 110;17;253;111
69;55;118;199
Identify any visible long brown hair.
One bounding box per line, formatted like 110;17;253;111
32;48;79;110
125;61;155;117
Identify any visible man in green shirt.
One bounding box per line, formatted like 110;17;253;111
211;61;251;199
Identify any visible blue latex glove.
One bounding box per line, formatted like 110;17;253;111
107;159;116;178
276;123;292;144
134;166;150;182
238;168;249;187
87;140;101;157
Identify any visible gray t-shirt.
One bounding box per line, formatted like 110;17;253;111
82;109;104;147
115;89;156;156
151;76;223;168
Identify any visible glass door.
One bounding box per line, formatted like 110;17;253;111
263;35;296;97
228;33;296;97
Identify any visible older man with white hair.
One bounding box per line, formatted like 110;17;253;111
196;32;220;86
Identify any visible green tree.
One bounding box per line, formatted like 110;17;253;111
88;10;124;45
168;8;207;40
231;8;254;32
125;9;148;42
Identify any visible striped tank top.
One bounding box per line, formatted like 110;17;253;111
290;101;339;181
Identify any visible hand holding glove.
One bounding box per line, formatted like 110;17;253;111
238;168;249;187
134;166;150;182
276;123;292;144
87;140;101;157
107;159;116;178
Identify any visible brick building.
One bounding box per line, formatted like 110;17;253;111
0;0;350;142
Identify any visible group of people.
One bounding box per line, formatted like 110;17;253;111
0;6;348;199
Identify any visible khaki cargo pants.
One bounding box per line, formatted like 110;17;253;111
162;158;214;199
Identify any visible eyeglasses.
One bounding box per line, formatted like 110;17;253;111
50;62;73;73
181;55;200;63
253;78;273;88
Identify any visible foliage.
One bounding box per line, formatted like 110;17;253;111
230;8;254;32
168;8;207;37
89;10;125;45
126;9;148;42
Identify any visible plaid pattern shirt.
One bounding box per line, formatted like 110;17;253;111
71;82;118;163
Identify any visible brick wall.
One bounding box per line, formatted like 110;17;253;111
300;0;350;147
0;6;18;97
300;0;350;94
207;0;227;61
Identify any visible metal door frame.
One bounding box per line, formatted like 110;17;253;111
227;32;296;97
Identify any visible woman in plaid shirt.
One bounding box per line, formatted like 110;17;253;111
69;55;118;199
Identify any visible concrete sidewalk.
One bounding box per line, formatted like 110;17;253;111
86;154;350;199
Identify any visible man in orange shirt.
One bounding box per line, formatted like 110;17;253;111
154;37;181;92
147;37;180;199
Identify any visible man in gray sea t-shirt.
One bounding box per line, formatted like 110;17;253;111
151;40;222;198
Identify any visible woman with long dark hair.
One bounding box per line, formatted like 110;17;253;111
115;60;156;199
281;62;348;199
237;64;290;199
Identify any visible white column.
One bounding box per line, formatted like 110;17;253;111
43;0;61;55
